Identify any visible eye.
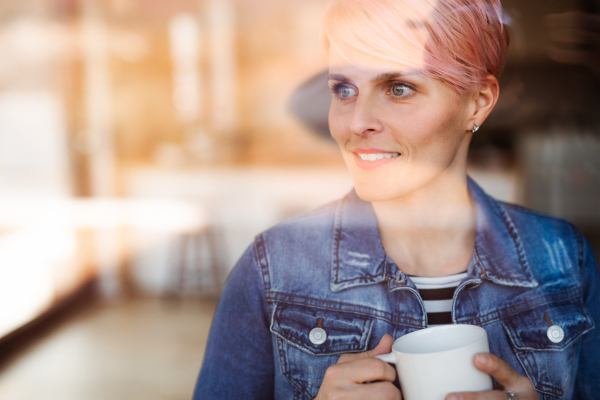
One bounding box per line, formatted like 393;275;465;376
340;87;356;98
390;83;414;98
331;83;358;100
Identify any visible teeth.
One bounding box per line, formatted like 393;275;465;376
357;153;399;161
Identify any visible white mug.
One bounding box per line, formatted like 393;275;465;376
375;324;492;400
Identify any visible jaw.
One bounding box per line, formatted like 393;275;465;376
345;134;472;204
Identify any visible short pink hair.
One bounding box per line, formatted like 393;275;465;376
321;0;509;94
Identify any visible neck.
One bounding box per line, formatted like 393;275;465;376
372;150;476;277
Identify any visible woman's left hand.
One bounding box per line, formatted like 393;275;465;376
445;353;539;400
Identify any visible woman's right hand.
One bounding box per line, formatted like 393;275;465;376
315;334;401;400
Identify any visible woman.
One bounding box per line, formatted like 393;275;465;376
194;0;600;399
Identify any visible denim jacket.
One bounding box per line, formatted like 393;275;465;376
194;178;600;400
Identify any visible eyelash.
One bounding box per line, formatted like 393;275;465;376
330;81;417;101
386;82;417;99
330;83;354;101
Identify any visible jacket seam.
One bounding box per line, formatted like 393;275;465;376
254;234;271;292
274;304;368;350
508;336;571;396
500;202;567;222
569;223;585;287
517;353;567;397
266;294;424;326
333;194;346;284
506;319;589;347
268;292;423;322
277;336;311;399
493;200;531;279
458;288;583;324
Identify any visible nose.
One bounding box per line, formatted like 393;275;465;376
349;95;383;136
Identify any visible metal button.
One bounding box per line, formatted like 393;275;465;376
547;325;564;343
309;327;327;345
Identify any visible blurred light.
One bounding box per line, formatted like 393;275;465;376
0;92;70;196
0;198;206;232
0;227;58;338
169;13;202;124
207;0;237;133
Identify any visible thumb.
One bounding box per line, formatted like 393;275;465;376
365;334;394;358
337;334;394;364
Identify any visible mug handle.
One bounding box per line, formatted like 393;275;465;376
375;352;396;364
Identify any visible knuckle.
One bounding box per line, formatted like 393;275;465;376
369;358;386;374
324;365;341;381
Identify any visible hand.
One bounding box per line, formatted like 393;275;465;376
315;334;401;400
445;353;539;400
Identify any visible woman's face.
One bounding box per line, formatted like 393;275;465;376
328;48;477;202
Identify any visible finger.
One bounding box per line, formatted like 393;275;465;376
327;357;397;384
349;381;402;400
472;353;521;387
446;390;509;400
365;334;394;358
338;334;394;363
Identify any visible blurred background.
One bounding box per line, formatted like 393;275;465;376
0;0;598;399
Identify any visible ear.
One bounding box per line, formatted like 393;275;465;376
468;75;499;131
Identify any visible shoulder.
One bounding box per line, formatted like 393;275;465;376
257;196;341;250
252;195;345;293
498;200;579;240
495;199;589;280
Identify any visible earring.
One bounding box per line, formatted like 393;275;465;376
471;124;480;133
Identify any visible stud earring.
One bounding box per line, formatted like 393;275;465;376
471;124;480;133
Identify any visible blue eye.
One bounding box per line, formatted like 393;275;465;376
391;84;413;97
331;83;357;100
339;86;357;98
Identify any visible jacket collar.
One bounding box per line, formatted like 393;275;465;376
330;177;538;292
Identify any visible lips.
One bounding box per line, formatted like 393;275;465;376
352;148;401;169
357;152;400;161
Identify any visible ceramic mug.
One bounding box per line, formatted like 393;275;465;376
375;324;493;400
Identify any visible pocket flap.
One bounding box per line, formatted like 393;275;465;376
501;299;593;351
270;302;373;356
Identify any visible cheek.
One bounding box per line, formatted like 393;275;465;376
405;101;467;149
328;105;349;144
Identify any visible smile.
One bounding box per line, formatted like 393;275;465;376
357;152;400;161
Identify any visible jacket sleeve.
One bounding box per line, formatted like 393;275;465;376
573;232;600;399
193;243;274;400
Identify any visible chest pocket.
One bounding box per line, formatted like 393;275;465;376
501;299;594;399
270;302;374;399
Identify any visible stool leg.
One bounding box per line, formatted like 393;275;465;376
205;226;222;292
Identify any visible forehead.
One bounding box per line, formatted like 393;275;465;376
328;46;426;78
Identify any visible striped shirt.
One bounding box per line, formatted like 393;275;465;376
409;272;468;327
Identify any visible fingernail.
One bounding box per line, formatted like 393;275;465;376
476;353;491;366
446;394;462;400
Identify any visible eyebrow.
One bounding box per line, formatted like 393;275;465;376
370;72;403;83
327;72;417;84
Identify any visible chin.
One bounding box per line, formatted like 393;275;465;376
351;168;440;203
353;180;409;203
